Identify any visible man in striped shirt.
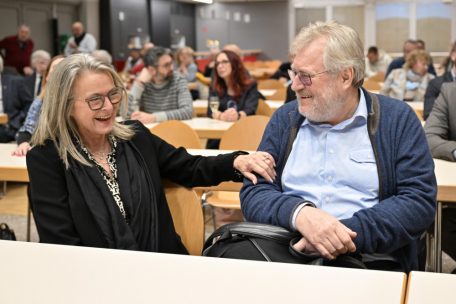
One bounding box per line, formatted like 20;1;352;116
128;46;192;124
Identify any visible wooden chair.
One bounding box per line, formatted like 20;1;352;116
149;120;202;149
258;79;285;90
164;182;204;255
203;115;270;227
256;99;274;117
363;78;382;92
368;72;385;82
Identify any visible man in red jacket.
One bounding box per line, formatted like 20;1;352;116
0;25;34;75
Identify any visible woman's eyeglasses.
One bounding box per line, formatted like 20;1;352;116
215;60;230;68
84;87;124;111
288;69;329;86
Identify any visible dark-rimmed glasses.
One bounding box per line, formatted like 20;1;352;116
215;60;230;68
84;87;124;111
288;69;329;86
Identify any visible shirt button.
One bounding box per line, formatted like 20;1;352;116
329;149;334;154
325;197;330;203
327;176;333;182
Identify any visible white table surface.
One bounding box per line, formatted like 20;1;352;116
265;99;284;110
405;271;456;304
259;89;277;97
0;240;406;304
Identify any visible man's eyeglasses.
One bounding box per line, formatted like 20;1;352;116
83;87;124;111
215;60;230;68
288;69;329;86
157;62;174;69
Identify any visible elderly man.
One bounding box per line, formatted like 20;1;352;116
240;21;436;272
64;21;97;56
127;46;192;124
365;46;392;78
0;25;34;75
23;50;50;99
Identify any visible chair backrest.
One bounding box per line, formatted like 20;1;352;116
220;115;270;150
258;79;285;90
368;72;385;82
164;182;204;255
256;99;274;117
150;120;202;149
363;78;382;91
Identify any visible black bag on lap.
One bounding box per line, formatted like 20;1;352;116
0;223;16;241
203;222;366;269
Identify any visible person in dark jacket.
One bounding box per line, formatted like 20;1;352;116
423;41;456;120
0;56;33;142
26;54;275;253
240;21;436;272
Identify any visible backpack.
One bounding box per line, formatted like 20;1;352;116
0;223;17;241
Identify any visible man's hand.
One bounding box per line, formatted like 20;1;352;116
137;67;152;84
131;111;156;124
295;207;357;260
233;151;276;184
23;66;33;76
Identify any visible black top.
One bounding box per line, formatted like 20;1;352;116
207;82;260;117
27;121;242;253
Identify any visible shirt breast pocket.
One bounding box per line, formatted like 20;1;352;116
348;149;378;193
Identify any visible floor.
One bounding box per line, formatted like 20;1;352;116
1;182;455;273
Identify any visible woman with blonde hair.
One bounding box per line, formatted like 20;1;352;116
26;54;274;252
381;49;434;101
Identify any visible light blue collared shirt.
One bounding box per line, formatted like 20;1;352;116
283;90;379;227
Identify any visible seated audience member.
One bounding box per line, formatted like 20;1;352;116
223;44;242;57
128;46;192;124
91;49;112;66
423;41;456;120
381;50;434;101
203;47;219;77
385;39;436;78
26;54;275;251
424;82;456;270
175;46;199;99
207;50;260;122
122;48;143;75
176;47;198;83
365;46;392;78
0;24;34;75
23;50;51;99
64;21;97;56
13;55;65;156
271;61;291;83
0;57;34;142
129;42;155;76
441;41;456;73
240;21;436;272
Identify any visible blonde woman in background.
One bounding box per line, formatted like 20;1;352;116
381;49;434;101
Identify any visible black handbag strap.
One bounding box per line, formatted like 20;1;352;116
204;222;300;251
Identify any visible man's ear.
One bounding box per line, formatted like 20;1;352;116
340;67;354;88
147;65;157;78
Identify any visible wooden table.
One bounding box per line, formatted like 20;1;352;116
193;99;284;117
0;143;28;182
405;271;456;303
265;100;284;111
193;99;208;117
146;118;233;140
0;240;407;304
432;159;456;272
406;101;424;120
0;113;8;125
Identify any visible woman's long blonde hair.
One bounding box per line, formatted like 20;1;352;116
31;54;135;168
